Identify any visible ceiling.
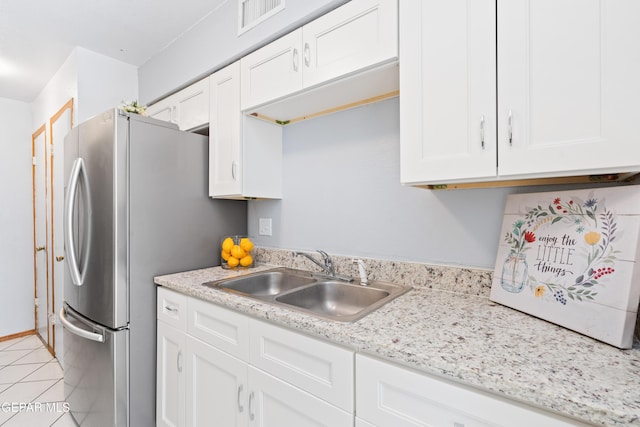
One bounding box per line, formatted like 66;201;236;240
0;0;228;102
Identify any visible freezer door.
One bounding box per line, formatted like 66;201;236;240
60;304;128;426
64;109;128;329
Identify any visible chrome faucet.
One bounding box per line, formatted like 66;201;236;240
293;250;353;282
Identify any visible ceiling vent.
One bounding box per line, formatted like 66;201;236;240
238;0;285;35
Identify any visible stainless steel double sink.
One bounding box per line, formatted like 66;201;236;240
203;267;411;322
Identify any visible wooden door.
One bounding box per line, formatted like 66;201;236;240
32;125;49;347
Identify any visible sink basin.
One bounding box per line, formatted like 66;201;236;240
203;267;410;322
204;268;315;297
275;281;390;321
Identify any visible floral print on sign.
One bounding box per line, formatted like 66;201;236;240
500;194;618;305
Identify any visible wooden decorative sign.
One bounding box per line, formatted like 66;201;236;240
490;186;640;348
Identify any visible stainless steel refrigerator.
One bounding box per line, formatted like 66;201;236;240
59;108;246;426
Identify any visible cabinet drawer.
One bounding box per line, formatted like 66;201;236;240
187;297;249;361
157;287;187;330
249;319;354;413
356;354;589;427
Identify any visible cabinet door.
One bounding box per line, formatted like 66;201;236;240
356;355;588;427
209;62;243;197
186;336;248;427
147;98;174;124
248;366;352;427
497;0;640;178
174;77;210;131
156;321;186;427
302;0;398;88
399;0;497;185
240;29;303;110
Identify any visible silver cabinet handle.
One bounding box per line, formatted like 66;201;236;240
303;42;310;67
59;307;105;343
177;351;183;373
164;305;178;313
508;110;513;146
292;48;299;72
237;385;244;413
480;115;485;149
231;161;238;180
248;391;255;421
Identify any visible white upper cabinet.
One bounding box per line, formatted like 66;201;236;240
497;0;640;178
240;29;303;112
241;0;398;112
400;0;497;184
401;0;640;186
209;62;282;200
301;0;397;88
147;77;210;131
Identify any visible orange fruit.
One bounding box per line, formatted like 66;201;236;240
221;237;234;252
239;255;253;267
221;250;230;261
240;238;254;252
227;256;240;268
231;245;246;259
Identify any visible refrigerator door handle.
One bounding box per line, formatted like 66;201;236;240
59;307;105;343
64;158;92;286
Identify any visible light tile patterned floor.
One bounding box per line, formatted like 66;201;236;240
0;335;75;426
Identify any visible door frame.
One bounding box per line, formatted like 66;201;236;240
31;123;49;351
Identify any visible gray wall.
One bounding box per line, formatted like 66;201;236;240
0;98;34;336
139;0;348;104
248;97;514;269
248;98;631;269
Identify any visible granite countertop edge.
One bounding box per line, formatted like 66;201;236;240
154;264;640;427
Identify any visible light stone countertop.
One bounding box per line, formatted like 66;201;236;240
155;264;640;427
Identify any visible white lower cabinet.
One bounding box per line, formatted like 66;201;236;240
157;288;354;426
356;418;377;427
356;354;589;427
156;287;187;427
158;289;589;427
249;366;352;427
185;335;248;426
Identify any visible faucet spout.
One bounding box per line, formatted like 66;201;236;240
292;250;353;282
293;250;333;275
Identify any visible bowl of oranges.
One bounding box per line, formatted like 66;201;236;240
221;235;254;269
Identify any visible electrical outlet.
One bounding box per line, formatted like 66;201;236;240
259;218;272;236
